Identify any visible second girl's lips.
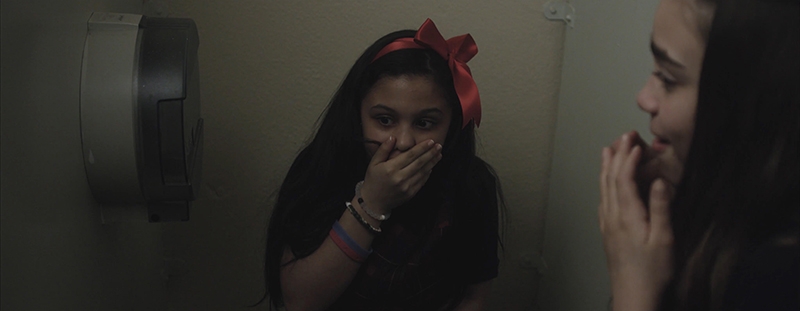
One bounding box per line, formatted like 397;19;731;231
651;136;670;152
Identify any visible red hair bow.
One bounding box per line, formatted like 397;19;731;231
372;19;482;128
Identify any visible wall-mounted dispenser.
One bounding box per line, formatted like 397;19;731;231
80;12;203;222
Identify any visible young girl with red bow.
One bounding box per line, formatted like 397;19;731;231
261;19;504;311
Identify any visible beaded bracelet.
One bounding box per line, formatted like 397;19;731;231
329;220;371;263
355;181;391;221
345;201;382;234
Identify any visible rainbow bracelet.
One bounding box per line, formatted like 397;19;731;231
329;220;372;262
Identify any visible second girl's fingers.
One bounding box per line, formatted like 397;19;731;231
599;147;613;232
648;179;674;245
610;131;640;152
609;133;634;177
636;155;662;184
607;133;635;219
620;145;643;189
618;146;648;224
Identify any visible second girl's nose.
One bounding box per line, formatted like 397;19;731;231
637;77;659;116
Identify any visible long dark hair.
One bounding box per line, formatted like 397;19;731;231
664;0;799;310
260;29;505;309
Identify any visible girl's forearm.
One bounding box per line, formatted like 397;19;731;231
280;197;381;311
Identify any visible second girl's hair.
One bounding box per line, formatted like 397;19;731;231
665;0;799;310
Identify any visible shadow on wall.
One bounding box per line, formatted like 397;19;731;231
1;0;167;310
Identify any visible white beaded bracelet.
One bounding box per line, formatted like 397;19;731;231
355;181;391;221
345;201;381;234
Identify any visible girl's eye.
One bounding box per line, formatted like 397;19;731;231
653;71;677;91
415;119;436;129
377;116;392;126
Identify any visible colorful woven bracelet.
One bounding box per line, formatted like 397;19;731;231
328;220;371;263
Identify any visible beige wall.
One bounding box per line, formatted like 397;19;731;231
539;0;659;310
0;0;167;310
149;0;565;310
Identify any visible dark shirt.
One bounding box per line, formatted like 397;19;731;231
327;164;500;311
722;239;800;311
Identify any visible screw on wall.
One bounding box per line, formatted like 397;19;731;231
543;0;576;29
143;0;169;17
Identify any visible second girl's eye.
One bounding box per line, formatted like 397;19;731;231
653;71;677;92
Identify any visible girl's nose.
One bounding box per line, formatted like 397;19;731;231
637;77;659;116
393;125;415;152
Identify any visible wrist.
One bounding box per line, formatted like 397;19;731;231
352;197;383;227
355;181;392;220
344;200;382;235
610;282;662;311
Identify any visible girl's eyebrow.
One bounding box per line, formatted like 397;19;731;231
651;39;685;69
369;104;444;116
369;104;395;113
418;108;444;116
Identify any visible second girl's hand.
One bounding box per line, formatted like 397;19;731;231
610;131;662;204
600;133;675;311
